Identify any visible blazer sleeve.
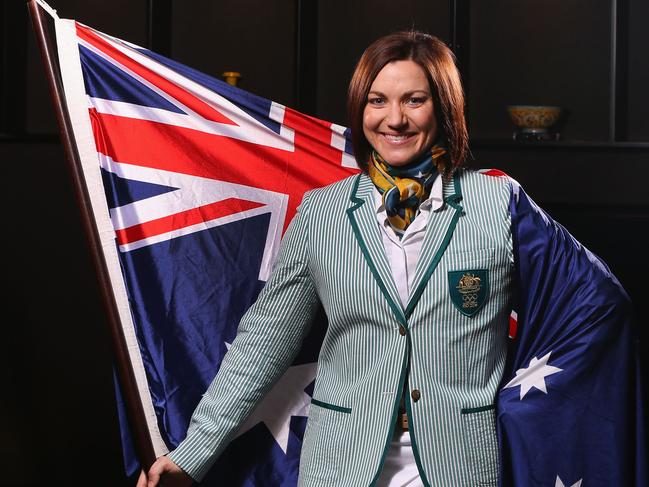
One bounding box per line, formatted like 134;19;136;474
168;191;320;481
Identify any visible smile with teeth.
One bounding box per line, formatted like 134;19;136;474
382;133;414;144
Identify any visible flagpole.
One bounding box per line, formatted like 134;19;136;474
27;0;157;471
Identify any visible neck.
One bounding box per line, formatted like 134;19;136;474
372;149;437;179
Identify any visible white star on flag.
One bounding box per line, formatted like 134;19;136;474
504;351;562;400
556;475;582;487
223;341;317;453
234;360;317;453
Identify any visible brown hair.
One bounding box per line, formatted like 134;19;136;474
347;31;468;175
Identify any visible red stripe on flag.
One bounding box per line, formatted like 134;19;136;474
509;311;518;340
88;110;356;231
481;168;509;178
89;110;290;190
76;24;235;126
115;198;265;246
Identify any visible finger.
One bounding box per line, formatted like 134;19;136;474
147;467;161;487
136;470;149;487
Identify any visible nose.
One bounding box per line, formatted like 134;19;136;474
385;102;407;129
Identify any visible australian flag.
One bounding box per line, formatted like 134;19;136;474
47;4;645;485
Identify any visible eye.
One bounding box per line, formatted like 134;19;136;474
406;96;428;106
367;96;385;106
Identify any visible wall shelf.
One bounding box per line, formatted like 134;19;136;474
470;138;649;151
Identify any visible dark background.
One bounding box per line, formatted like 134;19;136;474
1;0;647;485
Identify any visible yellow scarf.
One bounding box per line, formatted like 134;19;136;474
368;144;446;237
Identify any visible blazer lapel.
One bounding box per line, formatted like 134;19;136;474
346;174;407;325
405;174;464;319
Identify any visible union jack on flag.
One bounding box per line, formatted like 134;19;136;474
48;3;357;483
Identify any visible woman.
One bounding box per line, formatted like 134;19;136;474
139;29;508;487
138;30;641;487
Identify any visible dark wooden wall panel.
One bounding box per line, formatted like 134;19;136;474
24;0;149;135
469;0;613;141
171;0;297;109
42;0;149;41
26;20;59;134
1;2;28;135
626;0;649;141
316;0;450;125
468;147;649;206
1;142;128;486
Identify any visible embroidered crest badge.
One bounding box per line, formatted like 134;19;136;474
448;269;489;316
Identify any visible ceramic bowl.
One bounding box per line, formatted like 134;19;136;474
507;105;562;133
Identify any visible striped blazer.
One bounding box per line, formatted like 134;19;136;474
169;169;515;486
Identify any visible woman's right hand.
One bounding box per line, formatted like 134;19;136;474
136;456;193;487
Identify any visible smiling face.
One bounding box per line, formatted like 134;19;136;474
362;59;437;167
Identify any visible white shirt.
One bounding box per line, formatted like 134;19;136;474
373;175;443;487
374;174;444;308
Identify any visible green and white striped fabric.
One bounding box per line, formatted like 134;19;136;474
169;169;514;487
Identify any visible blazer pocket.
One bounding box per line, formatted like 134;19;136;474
310;398;352;414
461;404;499;486
446;247;496;264
299;398;351;482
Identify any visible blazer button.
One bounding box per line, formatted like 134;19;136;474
411;389;421;402
398;325;406;336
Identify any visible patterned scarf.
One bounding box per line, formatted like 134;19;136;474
368;142;447;238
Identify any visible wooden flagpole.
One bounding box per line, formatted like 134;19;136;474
27;0;157;471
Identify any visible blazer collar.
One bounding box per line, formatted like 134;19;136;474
346;173;465;324
405;174;464;318
346;174;406;324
